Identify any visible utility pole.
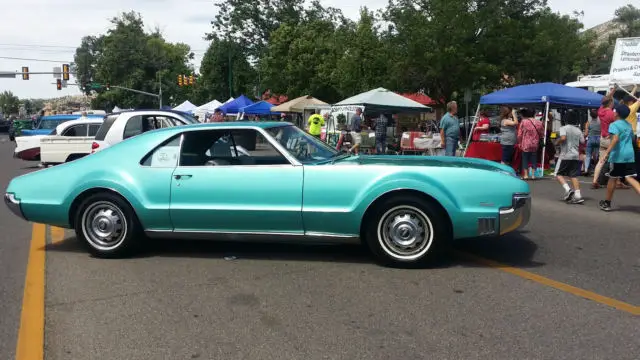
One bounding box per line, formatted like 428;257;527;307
158;72;163;109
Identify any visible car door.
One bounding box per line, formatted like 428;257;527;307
169;128;304;234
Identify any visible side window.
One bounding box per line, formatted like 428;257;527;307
62;124;88;136
156;116;179;128
179;129;290;166
123;116;143;139
88;124;101;137
141;136;181;167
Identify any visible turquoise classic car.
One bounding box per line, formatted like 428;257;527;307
4;122;531;267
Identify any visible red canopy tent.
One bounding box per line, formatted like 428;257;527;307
399;93;438;106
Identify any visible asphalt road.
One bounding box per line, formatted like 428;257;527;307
0;134;638;360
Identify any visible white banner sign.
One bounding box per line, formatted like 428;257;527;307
609;37;640;84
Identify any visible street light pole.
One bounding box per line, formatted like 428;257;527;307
158;72;163;109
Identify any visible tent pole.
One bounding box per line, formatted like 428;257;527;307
462;104;481;157
540;101;551;173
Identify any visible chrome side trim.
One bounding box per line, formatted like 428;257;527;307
499;193;531;235
144;229;360;244
4;193;26;220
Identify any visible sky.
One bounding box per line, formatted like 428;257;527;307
0;0;632;100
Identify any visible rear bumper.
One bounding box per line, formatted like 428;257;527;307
14;147;40;161
4;193;26;221
499;193;531;235
476;193;531;236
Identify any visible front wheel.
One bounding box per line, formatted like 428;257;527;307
364;195;451;268
74;192;143;258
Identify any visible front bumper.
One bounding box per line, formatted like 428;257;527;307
499;193;531;235
4;193;26;220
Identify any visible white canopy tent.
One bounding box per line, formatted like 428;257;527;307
193;99;222;121
173;100;197;112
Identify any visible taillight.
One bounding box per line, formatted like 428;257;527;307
91;142;99;153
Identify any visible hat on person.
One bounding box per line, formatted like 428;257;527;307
614;104;630;119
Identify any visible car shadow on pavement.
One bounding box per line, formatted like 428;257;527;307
44;231;541;269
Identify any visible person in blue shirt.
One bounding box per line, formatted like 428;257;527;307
439;101;460;156
599;104;640;211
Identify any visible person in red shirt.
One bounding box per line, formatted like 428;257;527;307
592;87;616;188
472;111;491;141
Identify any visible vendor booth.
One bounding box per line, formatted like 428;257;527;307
331;88;432;153
173;100;197;113
466;82;604;172
216;95;254;117
193;99;222;121
239;101;281;119
271;95;328;128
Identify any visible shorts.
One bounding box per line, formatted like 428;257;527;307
554;159;580;177
351;131;362;145
501;144;515;163
606;163;637;178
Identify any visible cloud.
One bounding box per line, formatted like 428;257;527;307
0;0;630;100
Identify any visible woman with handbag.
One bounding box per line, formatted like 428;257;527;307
517;108;544;180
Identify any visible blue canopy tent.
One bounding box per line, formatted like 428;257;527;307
216;95;254;115
466;82;605;168
479;82;604;107
239;101;280;116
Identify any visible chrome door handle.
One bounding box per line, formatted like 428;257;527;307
173;174;192;180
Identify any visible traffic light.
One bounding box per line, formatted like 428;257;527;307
56;79;62;90
21;67;29;80
105;82;110;91
62;64;70;81
177;75;183;86
189;75;194;85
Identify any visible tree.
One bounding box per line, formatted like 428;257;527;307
191;40;256;104
0;91;20;115
333;8;390;96
22;99;33;115
74;12;194;110
615;4;640;37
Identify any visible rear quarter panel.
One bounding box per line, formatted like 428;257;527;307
302;163;529;239
6;130;177;228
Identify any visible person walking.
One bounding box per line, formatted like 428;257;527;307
439;101;460;156
583;109;601;176
554;110;585;204
598;104;640;211
592;87;616;188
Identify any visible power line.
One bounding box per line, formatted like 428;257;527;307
0;56;71;63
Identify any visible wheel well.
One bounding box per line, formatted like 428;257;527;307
68;188;137;228
359;189;453;238
65;153;87;162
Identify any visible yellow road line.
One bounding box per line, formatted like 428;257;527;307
50;226;66;245
457;251;640;316
15;223;46;360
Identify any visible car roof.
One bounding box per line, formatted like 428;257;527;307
41;114;103;121
55;118;104;132
165;121;292;132
109;109;193;117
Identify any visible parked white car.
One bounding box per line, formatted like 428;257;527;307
14;118;103;162
39;118;104;165
91;110;198;153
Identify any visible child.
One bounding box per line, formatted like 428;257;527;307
554;110;585;204
599;104;640;211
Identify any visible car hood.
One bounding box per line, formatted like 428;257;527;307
336;155;516;174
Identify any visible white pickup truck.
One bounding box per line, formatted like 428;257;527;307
39;118;105;165
90;110;199;153
14;118;103;163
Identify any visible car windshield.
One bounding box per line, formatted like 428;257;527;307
38;120;60;130
265;125;339;164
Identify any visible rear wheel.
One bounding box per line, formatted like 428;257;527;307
74;192;143;258
364;195;450;267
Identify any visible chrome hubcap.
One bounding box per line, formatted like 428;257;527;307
82;201;127;250
378;206;433;259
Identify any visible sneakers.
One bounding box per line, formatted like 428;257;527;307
569;197;584;204
599;200;612;212
562;189;575;202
